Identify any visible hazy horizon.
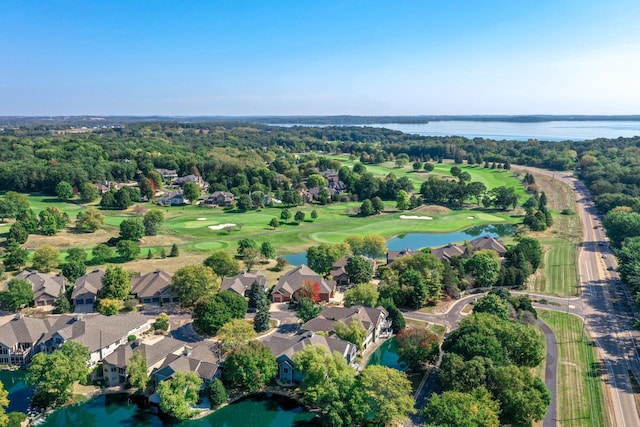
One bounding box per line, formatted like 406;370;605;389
2;1;640;116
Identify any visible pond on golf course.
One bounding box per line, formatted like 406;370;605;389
282;223;513;266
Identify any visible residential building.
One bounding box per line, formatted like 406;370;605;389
157;192;189;206
156;168;178;181
386;248;415;265
220;271;267;297
431;243;467;263
152;342;220;386
15;270;66;307
0;312;153;367
469;235;507;256
41;312;153;366
203;191;235;207
172;175;207;189
0;314;72;366
264;331;357;384
271;265;336;303
71;269;105;313
102;337;186;386
301;305;390;350
130;270;177;305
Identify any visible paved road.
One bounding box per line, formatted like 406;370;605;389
516;165;640;426
538;318;558;427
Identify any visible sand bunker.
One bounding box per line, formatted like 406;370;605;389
467;216;475;219
208;223;236;230
399;215;433;220
197;218;207;221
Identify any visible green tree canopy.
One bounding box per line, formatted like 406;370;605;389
423;388;500;427
127;351;148;391
217;319;256;352
116;240;141;261
171;265;218;308
203;250;240;279
222;341;277;392
157;372;203;420
0;278;34;311
101;266;131;300
143;209;164;236
355;365;415;426
32;244;60;273
395;328;440;371
27;342;90;408
182;182;201;204
119;218;145;241
343;282;379;307
55;181;74;200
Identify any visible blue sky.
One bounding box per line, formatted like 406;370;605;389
1;1;639;115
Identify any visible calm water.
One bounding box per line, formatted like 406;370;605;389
372;121;640;141
276;120;640;141
0;369;33;413
38;393;315;427
366;338;406;371
283;224;512;266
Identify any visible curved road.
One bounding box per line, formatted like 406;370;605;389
404;292;563;427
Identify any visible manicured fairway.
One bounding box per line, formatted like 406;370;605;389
539;310;608;427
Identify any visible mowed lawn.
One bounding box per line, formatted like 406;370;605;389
539;310;608;427
531;238;579;297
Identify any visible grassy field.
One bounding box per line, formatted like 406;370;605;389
531;238;579;297
526;171;583;297
539;310;608;427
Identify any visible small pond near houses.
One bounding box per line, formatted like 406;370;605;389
366;338;407;372
37;393;315;427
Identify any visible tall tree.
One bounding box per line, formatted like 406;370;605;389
0;278;34;311
203;251;240;279
101;266;131;300
55;181;74;200
222;341;277;392
355;365;415;426
32;245;60;272
343;282;379;307
127;351;148;391
217;319;256;352
143;209;164;236
395;328;440;371
157;372;202;420
119;218;145;241
171;265;218;308
345;256;373;285
182;182;201;203
423;388;500;427
76;208;104;232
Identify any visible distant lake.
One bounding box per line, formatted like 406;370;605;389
275;120;640;141
282;224;512;266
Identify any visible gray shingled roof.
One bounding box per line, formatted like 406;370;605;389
302;305;388;335
72;269;105;300
220;271;267;295
264;331;355;361
131;270;174;299
16;270;66;303
273;265;335;297
469;235;507;255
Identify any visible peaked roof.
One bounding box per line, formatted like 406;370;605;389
154;342;220;381
131;270;174;299
47;312;153;353
72;269;105;300
220;271;267;295
265;331;355;361
469;235;507;255
431;243;466;262
386;249;415;263
16;270;66;302
302;305;388;335
103;336;186;369
0;315;74;348
273;265;335;297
